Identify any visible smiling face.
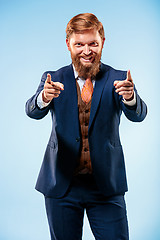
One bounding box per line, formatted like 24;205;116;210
66;29;105;79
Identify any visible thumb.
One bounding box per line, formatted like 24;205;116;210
114;80;120;86
52;82;64;91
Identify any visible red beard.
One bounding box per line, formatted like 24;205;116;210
71;50;102;79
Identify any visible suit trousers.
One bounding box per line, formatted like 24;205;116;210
45;174;129;240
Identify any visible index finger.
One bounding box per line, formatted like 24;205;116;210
46;73;51;83
127;70;133;82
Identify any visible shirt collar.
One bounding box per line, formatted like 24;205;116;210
72;64;78;79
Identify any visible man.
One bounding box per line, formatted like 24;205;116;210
26;13;147;240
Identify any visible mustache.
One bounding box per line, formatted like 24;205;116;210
78;53;95;58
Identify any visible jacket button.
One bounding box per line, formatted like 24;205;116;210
76;137;80;142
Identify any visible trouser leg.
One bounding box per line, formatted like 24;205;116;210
86;194;129;240
44;181;85;240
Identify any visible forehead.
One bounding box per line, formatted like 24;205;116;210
69;29;102;43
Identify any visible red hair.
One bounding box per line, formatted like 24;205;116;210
66;13;105;40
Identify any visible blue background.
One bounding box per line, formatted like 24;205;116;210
1;0;160;239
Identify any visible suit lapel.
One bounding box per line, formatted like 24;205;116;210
89;64;110;132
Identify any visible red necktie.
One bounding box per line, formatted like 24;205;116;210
81;78;93;104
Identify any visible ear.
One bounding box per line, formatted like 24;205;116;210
66;38;71;51
102;37;105;48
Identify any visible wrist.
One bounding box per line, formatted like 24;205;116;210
123;91;136;106
42;90;50;103
123;92;134;102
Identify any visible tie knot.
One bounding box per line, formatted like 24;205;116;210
84;78;92;88
86;77;92;82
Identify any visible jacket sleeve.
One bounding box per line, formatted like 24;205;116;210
119;72;147;122
25;71;51;120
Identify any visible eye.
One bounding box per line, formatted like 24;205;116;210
75;43;83;47
90;42;98;47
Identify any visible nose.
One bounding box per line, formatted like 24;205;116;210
83;44;91;55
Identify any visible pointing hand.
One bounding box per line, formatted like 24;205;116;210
42;74;64;103
114;70;134;101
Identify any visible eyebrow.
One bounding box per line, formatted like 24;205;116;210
74;40;98;44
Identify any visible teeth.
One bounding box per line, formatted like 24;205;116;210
81;57;92;62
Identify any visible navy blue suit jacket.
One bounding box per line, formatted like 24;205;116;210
25;63;147;198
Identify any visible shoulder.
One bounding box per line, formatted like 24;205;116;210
101;63;127;80
42;64;72;78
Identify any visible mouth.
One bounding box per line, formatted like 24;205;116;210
80;56;94;64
